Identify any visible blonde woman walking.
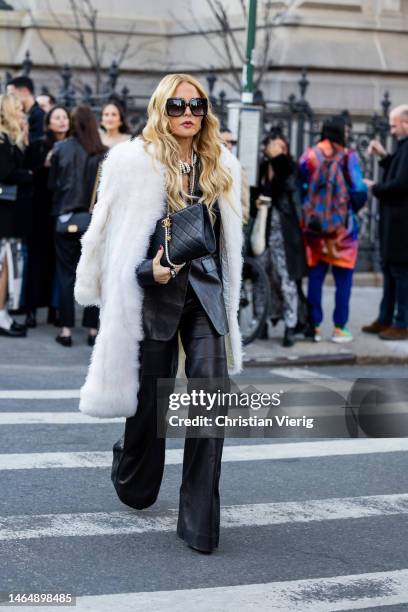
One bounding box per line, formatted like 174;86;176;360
75;74;243;554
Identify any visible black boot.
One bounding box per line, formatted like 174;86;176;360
47;307;61;327
25;311;37;328
258;321;269;340
0;321;27;337
282;326;295;348
56;334;72;347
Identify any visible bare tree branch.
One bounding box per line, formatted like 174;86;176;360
211;0;245;63
34;0;152;94
179;0;301;94
26;8;60;67
118;38;162;63
205;0;242;89
238;0;247;20
115;24;137;67
169;3;241;89
254;0;274;90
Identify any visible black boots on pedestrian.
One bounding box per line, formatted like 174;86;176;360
0;321;27;337
55;334;72;347
25;311;37;328
87;334;97;347
282;326;295;347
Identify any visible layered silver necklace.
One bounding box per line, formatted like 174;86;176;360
179;151;197;175
179;151;198;203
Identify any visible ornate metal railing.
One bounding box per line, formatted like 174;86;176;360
1;54;393;270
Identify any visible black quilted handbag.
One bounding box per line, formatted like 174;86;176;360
55;211;92;235
147;202;216;268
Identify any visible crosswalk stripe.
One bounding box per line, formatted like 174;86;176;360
0;390;80;399
269;367;336;379
20;569;408;611
269;367;355;395
1;493;407;541
1;439;408;470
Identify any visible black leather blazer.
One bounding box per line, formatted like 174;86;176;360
136;200;229;341
48;138;105;216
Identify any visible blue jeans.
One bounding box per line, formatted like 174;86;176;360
308;262;354;328
379;262;408;329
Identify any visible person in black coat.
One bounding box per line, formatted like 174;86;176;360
254;133;308;347
24;106;71;328
48;105;107;347
7;76;45;143
0;93;33;337
363;105;408;341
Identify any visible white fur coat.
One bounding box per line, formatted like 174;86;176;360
74;137;243;418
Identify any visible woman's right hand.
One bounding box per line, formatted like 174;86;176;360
152;246;172;284
152;247;184;284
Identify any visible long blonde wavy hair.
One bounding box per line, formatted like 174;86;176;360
0;94;25;150
142;73;232;213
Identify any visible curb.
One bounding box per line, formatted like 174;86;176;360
243;352;356;368
244;352;408;368
356;355;408;365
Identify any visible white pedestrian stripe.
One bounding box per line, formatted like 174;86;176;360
269;367;336;380
269;366;354;395
0;412;123;424
0;493;407;541
20;569;408;611
1;438;408;470
0;390;80;399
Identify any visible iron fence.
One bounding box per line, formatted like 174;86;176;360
1;53;394;271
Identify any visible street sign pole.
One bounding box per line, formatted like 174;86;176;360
228;0;262;186
241;0;258;104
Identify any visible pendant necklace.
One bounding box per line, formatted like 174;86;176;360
179;151;197;204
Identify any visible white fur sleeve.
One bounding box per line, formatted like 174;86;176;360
74;146;119;306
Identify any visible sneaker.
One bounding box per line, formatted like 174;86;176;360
331;326;353;343
313;326;322;343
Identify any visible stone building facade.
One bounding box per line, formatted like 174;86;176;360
1;0;408;114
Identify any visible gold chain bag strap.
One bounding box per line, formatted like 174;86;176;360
148;154;216;269
162;153;197;269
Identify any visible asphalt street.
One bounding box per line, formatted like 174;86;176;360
0;315;408;611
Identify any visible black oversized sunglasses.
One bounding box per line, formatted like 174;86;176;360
165;97;208;117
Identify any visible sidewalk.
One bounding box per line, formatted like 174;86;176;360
244;284;408;368
3;281;407;372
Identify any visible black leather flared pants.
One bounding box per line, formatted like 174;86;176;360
112;283;229;551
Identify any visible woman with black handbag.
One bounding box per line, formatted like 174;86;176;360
0;94;33;337
75;74;243;554
49;105;106;347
